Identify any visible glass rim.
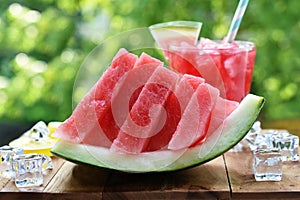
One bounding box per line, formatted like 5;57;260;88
149;21;202;30
169;40;255;52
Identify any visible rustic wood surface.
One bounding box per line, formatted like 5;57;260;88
102;156;229;200
225;150;300;199
0;122;299;199
0;156;229;200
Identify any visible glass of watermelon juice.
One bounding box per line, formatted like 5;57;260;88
166;38;256;102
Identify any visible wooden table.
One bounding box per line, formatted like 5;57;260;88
0;120;299;199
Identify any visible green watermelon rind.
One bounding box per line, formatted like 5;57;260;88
51;94;264;173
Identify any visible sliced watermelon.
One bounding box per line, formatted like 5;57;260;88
53;49;138;146
168;82;218;150
149;21;202;50
52;48;264;172
51;94;264;172
110;61;181;153
145;74;204;152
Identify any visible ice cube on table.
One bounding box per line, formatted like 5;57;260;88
254;133;273;149
269;130;299;162
12;154;43;188
27;121;50;142
253;147;283;181
244;122;299;162
0;146;24;179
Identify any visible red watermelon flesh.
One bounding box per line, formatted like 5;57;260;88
205;97;239;139
53;49;138;146
144;74;202;152
109;53;167;153
110;66;181;153
181;73;205;90
110;52;163;131
193;97;239;152
168;76;216;150
54;48;240;154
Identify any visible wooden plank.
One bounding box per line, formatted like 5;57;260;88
103;155;230;200
224;150;300;199
162;156;229;200
44;160;110;195
0;178;10;190
0;157;64;193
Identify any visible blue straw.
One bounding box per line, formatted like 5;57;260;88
226;0;249;43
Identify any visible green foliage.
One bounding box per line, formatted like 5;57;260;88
0;0;299;123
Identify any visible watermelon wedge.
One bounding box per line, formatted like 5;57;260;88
52;94;264;172
149;21;202;50
110;57;181;153
51;49;264;172
53;49;138;147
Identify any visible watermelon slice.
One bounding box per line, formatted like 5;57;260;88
149;21;202;50
168;82;219;150
51;49;264;172
110;58;181;153
53;49;138;147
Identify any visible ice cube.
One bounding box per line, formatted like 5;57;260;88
254;133;273;149
270;131;299;162
0;146;24;178
253;147;282;181
27;121;50;142
12;154;43;187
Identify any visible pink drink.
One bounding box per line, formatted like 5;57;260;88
167;38;256;102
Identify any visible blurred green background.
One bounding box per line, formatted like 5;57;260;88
0;0;299;124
